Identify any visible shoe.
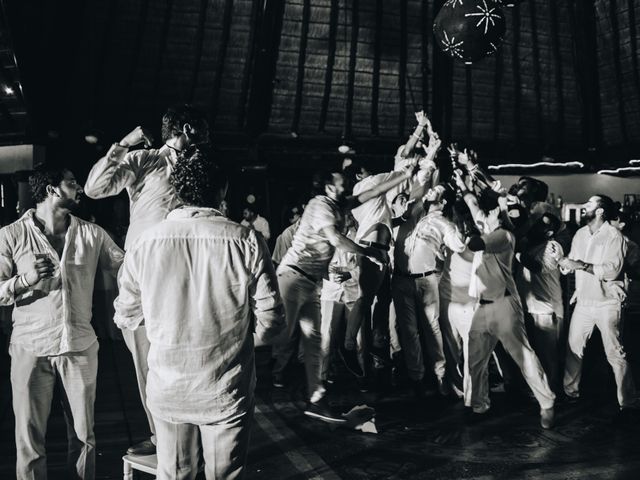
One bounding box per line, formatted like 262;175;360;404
127;439;156;456
339;345;364;377
563;393;580;405
303;398;347;424
272;374;285;388
540;407;555;429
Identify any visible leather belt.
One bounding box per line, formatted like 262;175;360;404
287;264;320;283
479;290;511;305
397;270;438;279
359;240;391;252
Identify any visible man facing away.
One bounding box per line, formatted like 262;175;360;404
114;148;285;480
455;174;556;429
277;167;416;422
0;169;123;479
84;105;209;455
558;195;636;413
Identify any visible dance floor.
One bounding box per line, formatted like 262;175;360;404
2;330;640;479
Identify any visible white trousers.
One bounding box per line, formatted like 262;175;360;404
320;300;356;379
122;325;156;442
526;313;563;394
468;295;555;413
277;269;325;402
10;342;98;480
441;299;475;407
392;274;446;382
564;303;635;407
155;408;253;480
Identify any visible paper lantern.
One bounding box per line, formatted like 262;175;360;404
433;0;507;64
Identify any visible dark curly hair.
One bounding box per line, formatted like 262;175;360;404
170;147;228;208
161;104;210;143
29;168;70;203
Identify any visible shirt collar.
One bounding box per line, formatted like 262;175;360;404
167;206;224;220
23;208;77;227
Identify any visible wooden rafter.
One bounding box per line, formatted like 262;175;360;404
291;0;311;133
344;0;359;139
237;0;262;129
608;0;629;146
370;0;383;136
528;0;544;143
188;0;210;103
210;0;235;126
512;5;522;146
548;0;565;147
319;0;339;132
151;0;175;108
398;0;408;137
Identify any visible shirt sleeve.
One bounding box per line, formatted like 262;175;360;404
592;231;627;281
0;228;19;306
441;219;467;253
84;145;141;199
256;217;271;241
247;231;286;344
481;229;512;254
307;199;337;231
113;248;144;330
97;226;125;277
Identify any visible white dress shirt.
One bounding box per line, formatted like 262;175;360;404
84;144;179;249
320;228;361;304
0;210;124;356
564;222;627;306
114;207;285;424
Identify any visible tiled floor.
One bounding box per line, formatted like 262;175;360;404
2;330;640;479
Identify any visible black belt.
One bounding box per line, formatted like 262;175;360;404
479;290;511;305
397;270;439;279
359;240;390;252
286;264;320;283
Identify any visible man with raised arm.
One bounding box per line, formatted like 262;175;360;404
84;105;209;455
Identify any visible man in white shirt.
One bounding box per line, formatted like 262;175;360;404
114;149;285;480
278;168;413;422
242;205;271;241
558;195;635;410
85;105;209;455
393;186;466;399
455;176;556;429
516;208;565;393
0;169;123;479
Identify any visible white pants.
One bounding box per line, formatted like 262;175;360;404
564;303;635;407
392;274;446;382
155;408;253;480
277;269;324;402
320;300;356;380
10;342;98;480
526;313;563;394
468;295;555;413
441;299;475;407
122;325;156;443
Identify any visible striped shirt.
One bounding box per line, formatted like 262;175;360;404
280;196;344;279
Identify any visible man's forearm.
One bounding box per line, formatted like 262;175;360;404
346;171;411;209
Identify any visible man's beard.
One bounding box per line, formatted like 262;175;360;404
580;211;596;226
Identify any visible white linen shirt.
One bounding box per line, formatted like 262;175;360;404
407;211;466;274
114;207;285;425
84;144;179;249
241;214;271;241
564;222;627;306
0;210;124;356
351;171;406;241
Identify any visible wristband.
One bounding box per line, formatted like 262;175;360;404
19;274;30;289
411;133;422;140
114;142;129;149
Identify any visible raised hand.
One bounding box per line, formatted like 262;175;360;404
119;126;154;149
415;110;429;127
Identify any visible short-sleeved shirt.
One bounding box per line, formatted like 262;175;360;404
351;172;405;241
279;196;344;279
407;211;466;274
272;221;299;265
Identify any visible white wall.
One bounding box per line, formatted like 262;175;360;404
494;174;640;203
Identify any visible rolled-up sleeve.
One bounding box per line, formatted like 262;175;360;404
593;233;627;281
0;228;19;306
248;231;285;344
113;248;144;330
84;145;139;199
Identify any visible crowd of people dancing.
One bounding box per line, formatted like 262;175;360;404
1;104;638;479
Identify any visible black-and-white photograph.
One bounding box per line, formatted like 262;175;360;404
0;1;639;479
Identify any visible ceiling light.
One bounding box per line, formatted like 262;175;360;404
3;86;14;95
488;161;584;171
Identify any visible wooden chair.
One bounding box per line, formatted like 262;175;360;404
122;453;157;479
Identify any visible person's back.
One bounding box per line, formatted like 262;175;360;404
119;208;280;423
114;150;284;479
